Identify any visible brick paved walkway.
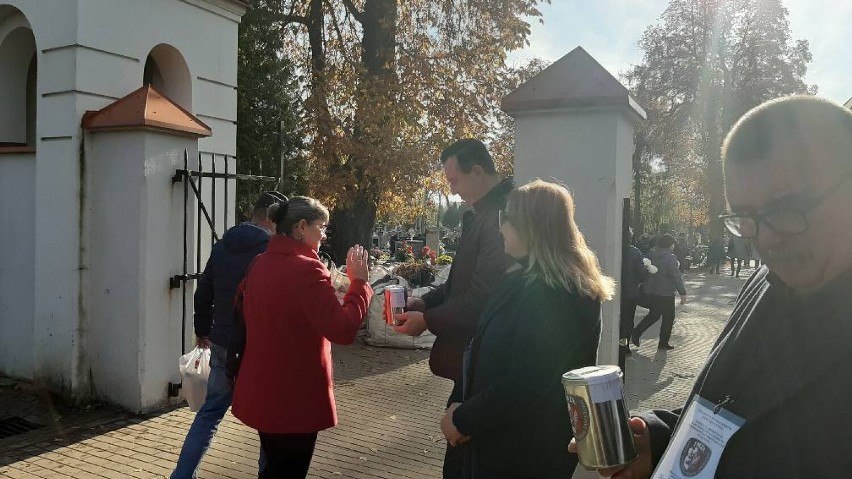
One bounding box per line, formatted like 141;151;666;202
0;271;749;479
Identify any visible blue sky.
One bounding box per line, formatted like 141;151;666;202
509;0;852;104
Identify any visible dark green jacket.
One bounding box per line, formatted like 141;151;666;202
453;265;601;478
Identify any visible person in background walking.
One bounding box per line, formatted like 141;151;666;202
728;235;751;277
631;234;687;351
620;230;649;356
440;180;613;478
231;196;372;479
674;233;690;272
170;191;283;479
707;237;726;274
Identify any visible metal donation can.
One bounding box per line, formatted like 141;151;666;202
383;285;406;326
562;365;637;469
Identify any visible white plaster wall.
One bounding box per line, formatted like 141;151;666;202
513;108;635;365
86;132;197;412
31;136;85;393
0;0;242;404
0;0;87;396
74;0;242;155
87;133;145;409
139;134;197;411
0;153;35;379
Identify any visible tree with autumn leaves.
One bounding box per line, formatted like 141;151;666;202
263;0;548;261
625;0;813;238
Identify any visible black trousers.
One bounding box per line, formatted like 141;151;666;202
258;432;318;479
444;380;467;479
469;462;535;479
730;258;743;277
619;297;639;342
710;260;722;274
633;294;676;346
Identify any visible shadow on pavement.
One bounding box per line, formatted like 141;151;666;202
332;339;432;382
624;349;673;408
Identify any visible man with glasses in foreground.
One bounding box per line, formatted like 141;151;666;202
575;96;852;478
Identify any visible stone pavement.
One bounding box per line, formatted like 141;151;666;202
0;270;750;479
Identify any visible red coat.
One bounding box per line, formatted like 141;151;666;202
232;235;373;433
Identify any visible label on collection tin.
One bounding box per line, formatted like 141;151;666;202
565;394;591;440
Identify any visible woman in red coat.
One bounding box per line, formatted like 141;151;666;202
232;196;372;478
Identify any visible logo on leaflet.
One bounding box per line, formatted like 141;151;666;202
679;437;711;477
565;394;590;440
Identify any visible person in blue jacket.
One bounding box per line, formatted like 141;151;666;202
171;191;282;479
620;230;649;356
631;234;687;351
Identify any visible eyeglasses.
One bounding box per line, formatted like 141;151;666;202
314;222;328;233
498;210;515;228
720;173;852;239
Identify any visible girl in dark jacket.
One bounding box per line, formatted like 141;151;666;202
440;180;615;478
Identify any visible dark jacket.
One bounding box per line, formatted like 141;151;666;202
452;265;601;478
708;240;725;262
422;178;513;381
194;222;270;347
642;266;852;478
622;244;647;300
642;247;686;297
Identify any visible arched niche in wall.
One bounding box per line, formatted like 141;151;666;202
143;43;192;112
0;5;37;149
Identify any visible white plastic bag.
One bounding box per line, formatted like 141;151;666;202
178;346;211;412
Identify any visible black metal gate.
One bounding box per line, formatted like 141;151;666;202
167;150;278;396
619;197;632;378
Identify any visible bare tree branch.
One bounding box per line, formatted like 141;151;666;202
340;0;364;23
324;0;356;66
281;14;309;25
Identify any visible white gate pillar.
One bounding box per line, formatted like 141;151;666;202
502;47;646;365
82;86;211;412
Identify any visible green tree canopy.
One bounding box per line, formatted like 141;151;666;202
236;0;305;218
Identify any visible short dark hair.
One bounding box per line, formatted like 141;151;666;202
440;139;497;175
656;234;676;249
722;96;852;166
253;191;287;219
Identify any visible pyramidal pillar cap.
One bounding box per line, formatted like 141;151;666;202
502;46;646;122
82;85;212;138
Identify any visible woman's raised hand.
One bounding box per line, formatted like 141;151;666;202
346;245;370;282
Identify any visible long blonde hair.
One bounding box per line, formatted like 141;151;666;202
507;179;615;302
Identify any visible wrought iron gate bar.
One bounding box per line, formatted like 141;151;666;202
169;149;284;397
212;154;216;246
172;170;278;182
169;273;203;290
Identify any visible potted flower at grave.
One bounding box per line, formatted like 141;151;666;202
421;246;438;265
394;240;414;262
393;259;436;287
